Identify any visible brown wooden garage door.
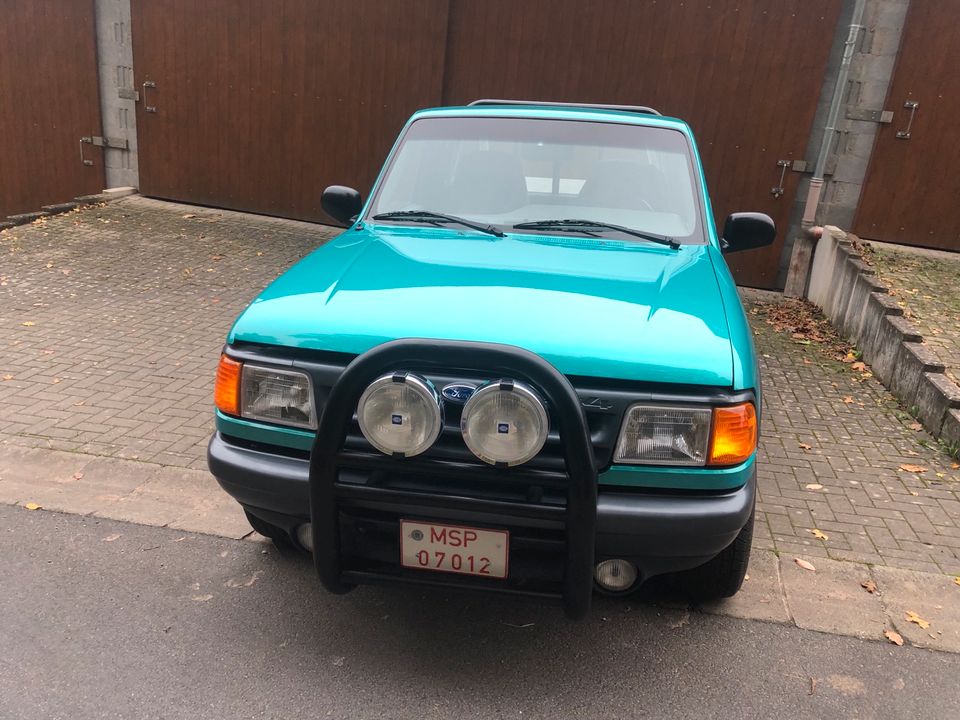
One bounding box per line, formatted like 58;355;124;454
131;0;842;288
130;0;449;221
853;0;960;251
0;0;105;217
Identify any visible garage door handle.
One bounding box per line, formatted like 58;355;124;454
896;100;918;139
143;80;157;113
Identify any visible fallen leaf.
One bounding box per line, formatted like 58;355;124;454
799;442;812;450
192;594;214;602
861;580;878;594
954;577;960;587
909;490;919;496
843;396;855;404
102;534;121;542
810;529;829;541
908;422;923;431
952;463;960;470
899;464;928;473
182;213;196;219
884;629;904;646
225;570;263;588
795;558;816;572
851;361;866;371
1;374;13;381
21;321;35;327
23;502;42;511
805;483;824;490
905;610;930;629
72;472;83;481
803;358;812;365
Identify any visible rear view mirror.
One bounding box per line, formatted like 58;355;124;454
321;186;363;225
721;213;776;253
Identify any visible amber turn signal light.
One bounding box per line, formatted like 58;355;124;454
214;354;242;416
709;402;757;466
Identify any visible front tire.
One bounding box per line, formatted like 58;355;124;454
674;511;754;601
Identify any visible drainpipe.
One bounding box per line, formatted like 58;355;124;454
785;0;866;297
801;0;867;229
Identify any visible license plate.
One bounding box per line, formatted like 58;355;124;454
400;520;509;579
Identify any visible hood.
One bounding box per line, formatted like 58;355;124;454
229;225;734;386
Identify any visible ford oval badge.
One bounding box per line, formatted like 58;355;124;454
442;383;477;403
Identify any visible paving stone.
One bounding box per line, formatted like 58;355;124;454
779;555;886;640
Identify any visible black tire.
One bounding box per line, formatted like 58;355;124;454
674;511;754;602
244;510;298;552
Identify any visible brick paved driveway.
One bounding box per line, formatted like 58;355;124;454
1;198;958;574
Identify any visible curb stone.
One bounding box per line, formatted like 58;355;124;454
805;226;960;453
3;186;138;228
3;443;959;652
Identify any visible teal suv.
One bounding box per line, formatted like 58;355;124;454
208;100;774;619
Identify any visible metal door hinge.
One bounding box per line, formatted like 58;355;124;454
846;107;894;124
79;135;130;166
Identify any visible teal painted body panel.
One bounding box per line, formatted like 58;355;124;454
221;103;761;490
229;225;735;387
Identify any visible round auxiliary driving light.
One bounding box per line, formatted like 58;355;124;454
461;380;549;466
594;559;638;593
357;373;443;457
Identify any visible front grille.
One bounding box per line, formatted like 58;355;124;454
228;342;747;478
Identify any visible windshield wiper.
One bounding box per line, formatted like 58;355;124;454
512;219;680;249
372;210;504;238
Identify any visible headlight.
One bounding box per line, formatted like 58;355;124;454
240;364;316;429
461;380;549;466
357;373;443;457
614;404;711;466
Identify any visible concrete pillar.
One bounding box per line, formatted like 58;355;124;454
93;0;139;189
777;0;910;289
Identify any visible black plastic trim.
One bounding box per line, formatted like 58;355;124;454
306;339;598;620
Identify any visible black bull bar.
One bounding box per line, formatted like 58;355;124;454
308;339;598;619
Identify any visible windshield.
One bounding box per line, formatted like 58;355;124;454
368;116;703;243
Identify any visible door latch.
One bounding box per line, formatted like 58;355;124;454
770;160;791;198
142;80;157;113
79;135;130;166
896;100;918;139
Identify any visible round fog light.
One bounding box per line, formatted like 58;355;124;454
461;380;549;466
296;523;314;552
357;373;443;457
594;559;638;592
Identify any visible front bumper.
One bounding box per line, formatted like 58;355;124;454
209;431;755;581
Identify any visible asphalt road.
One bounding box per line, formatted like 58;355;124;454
2;505;958;720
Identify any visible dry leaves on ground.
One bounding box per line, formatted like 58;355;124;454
954;577;960;587
861;580;878;594
884;629;904;646
899;464;928;474
805;483;824;490
799;442;812;450
23;502;41;511
810;529;829;541
905;610;930;629
908;422;923;431
842;396;856;404
795;558;816;572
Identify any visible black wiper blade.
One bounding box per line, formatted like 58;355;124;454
512;219;680;249
372;210;504;238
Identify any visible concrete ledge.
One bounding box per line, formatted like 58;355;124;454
805;227;960;454
3;189;139;230
5;211;49;226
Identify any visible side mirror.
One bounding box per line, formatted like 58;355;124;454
721;212;776;253
321;185;363;225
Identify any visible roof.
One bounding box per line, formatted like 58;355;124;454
410;101;691;133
